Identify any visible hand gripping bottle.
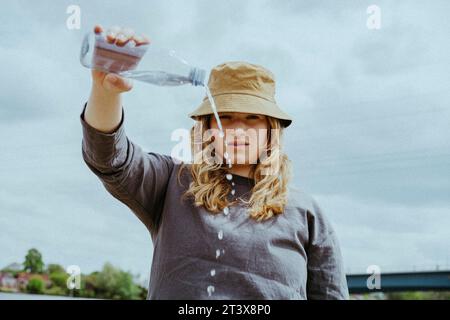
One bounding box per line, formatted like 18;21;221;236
80;31;206;87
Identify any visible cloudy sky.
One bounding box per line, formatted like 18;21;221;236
1;0;449;284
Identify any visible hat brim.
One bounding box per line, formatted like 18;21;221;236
188;93;292;128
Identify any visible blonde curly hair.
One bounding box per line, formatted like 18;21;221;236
177;114;292;221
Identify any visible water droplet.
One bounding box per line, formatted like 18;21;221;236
222;249;225;254
205;86;224;134
223;207;229;215
231;189;235;195
224;152;229;159
216;249;221;259
218;230;223;240
207;285;215;296
231;182;235;186
226;174;233;180
210;269;216;277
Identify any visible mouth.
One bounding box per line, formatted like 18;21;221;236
227;141;249;147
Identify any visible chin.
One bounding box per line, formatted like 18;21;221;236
232;155;256;165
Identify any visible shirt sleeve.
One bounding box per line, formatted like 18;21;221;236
305;197;350;300
79;102;175;234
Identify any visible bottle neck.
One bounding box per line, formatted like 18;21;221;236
189;67;206;86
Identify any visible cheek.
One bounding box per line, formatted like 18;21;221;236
208;120;223;152
259;135;268;149
256;139;268;159
255;126;269;149
211;133;224;155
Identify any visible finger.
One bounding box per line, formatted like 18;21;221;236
118;77;133;92
106;25;120;44
133;34;151;47
113;26;133;47
106;32;116;44
115;32;131;47
104;74;133;92
94;24;103;34
91;69;106;79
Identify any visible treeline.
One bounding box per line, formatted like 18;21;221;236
1;248;147;300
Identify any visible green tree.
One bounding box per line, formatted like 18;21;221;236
386;291;450;300
26;276;44;294
23;248;44;274
46;263;65;274
79;273;98;298
49;272;69;289
95;263;141;299
79;271;100;298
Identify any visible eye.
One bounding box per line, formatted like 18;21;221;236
219;115;232;119
246;115;261;120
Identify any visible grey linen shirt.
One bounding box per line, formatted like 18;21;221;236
80;103;349;300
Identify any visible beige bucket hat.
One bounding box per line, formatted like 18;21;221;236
188;61;293;128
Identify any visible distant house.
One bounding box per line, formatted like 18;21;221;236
0;271;51;292
16;273;50;290
0;272;19;291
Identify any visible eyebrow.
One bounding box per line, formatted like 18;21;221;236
219;113;262;117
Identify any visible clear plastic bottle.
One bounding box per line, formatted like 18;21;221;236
79;31;206;87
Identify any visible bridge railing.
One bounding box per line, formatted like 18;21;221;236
346;270;450;294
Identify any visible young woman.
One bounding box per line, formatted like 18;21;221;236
80;25;349;300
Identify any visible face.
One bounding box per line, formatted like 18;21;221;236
209;112;269;166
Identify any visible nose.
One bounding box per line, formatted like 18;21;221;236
228;127;246;140
225;127;250;144
234;127;246;135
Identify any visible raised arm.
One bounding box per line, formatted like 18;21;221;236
80;25;173;235
84;24;149;133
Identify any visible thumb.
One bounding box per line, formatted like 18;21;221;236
103;74;133;93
